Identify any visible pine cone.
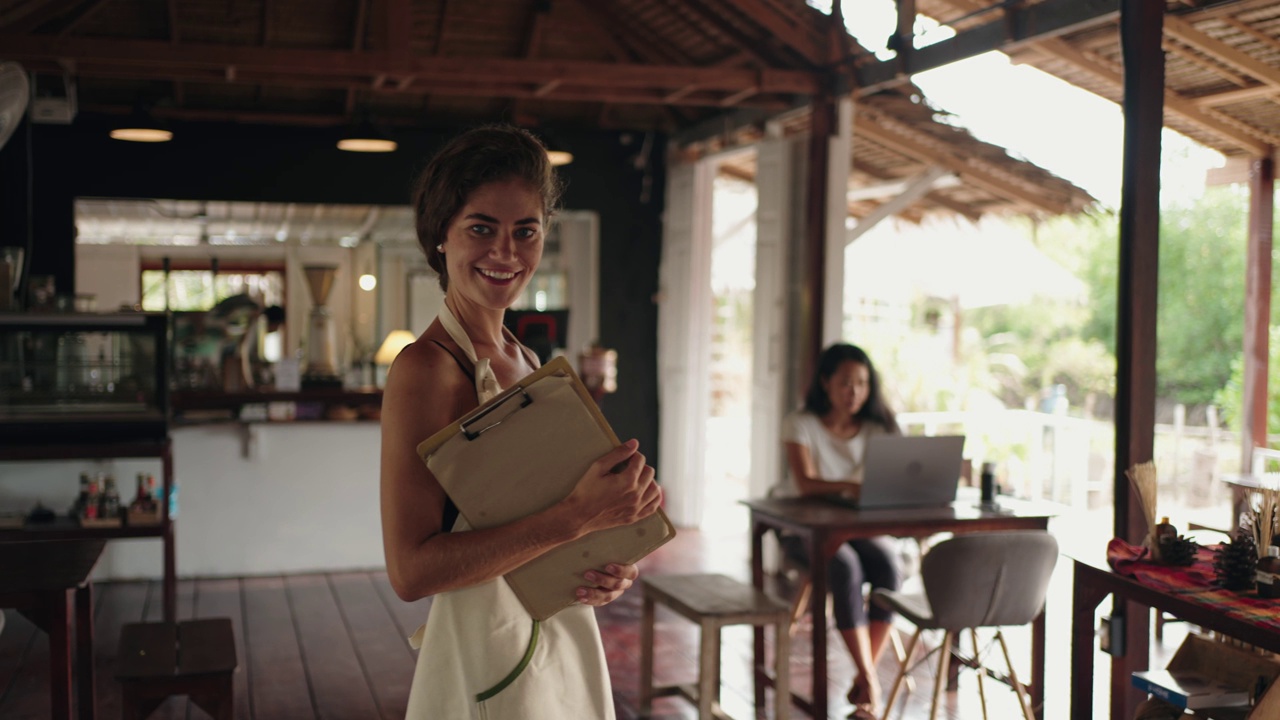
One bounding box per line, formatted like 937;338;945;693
1213;531;1258;591
1158;534;1199;567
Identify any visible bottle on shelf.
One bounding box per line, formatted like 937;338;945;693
1258;545;1280;599
100;475;121;520
70;472;91;518
1153;516;1177;562
82;476;100;520
131;473;155;512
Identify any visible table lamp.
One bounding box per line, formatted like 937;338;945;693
375;329;416;386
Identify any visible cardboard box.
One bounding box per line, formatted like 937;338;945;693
1133;633;1280;717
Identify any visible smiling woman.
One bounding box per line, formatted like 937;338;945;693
380;124;662;719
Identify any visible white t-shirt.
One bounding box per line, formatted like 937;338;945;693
774;409;893;497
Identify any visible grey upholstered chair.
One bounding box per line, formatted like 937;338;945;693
870;530;1059;720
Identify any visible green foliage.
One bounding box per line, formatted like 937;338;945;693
1216;325;1280;437
1030;185;1263;408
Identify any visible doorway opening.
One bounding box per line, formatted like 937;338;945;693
701;154;759;533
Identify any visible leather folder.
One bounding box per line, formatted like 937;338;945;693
417;356;676;620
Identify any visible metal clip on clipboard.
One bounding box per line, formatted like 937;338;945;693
461;385;533;440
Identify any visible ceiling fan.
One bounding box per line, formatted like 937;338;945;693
0;62;30;152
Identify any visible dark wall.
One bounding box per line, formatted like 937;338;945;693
0;115;665;461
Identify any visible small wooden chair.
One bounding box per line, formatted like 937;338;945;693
640;573;791;720
116;618;237;720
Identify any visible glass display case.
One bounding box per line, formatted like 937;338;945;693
0;312;170;445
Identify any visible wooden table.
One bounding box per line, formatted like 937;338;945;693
0;539;107;720
1069;553;1280;720
743;496;1055;720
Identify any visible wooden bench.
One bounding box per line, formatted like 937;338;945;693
640;573;790;720
116;619;237;720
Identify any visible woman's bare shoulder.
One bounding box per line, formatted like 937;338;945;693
384;331;469;406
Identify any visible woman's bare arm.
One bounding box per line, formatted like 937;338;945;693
380;340;661;602
783;441;860;498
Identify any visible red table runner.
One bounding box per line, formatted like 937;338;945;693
1107;537;1280;631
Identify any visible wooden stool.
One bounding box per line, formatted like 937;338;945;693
640;573;790;720
116;619;237;720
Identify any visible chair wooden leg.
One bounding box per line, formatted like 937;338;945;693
929;631;951;720
890;625;916;694
995;630;1036;720
880;629;920;720
773;620;790;720
640;593;655;715
789;580;811;637
970;628;988;720
698;620;721;719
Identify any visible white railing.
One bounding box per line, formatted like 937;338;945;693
896;409;1241;516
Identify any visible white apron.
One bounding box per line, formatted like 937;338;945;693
404;306;614;719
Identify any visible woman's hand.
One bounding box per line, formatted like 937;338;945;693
576;563;639;606
563;439;663;536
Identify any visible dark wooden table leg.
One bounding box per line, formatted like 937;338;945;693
809;533;828;720
751;517;768;711
163;522;177;623
49;589;73;720
1071;565;1110;720
75;583;95;720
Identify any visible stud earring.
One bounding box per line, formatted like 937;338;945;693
436;244;444;253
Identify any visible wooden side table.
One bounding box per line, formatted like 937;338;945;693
641;573;791;720
0;538;106;720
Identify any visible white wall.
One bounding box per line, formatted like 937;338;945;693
0;423;385;580
76;245;141;310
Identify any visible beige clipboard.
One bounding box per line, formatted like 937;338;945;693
416;355;676;621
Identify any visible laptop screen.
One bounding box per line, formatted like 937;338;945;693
856;435;966;509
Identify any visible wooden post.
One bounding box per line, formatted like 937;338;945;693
1241;154;1275;480
801;92;833;388
1112;1;1163;718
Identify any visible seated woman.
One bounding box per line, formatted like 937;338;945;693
772;342;903;718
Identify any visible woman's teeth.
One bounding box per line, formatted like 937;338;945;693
479;269;516;280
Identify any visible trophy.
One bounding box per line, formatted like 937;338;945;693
301;264;343;388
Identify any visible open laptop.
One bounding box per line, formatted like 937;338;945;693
850;435;966;509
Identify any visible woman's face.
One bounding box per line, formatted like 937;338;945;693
822;360;871;417
442;177;544;312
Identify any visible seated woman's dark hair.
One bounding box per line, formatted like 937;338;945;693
412;124;565;292
802;343;898;433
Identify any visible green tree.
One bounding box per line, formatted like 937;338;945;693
1035;186;1258;407
1216;326;1280;437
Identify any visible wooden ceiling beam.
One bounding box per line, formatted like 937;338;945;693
672;0;776;67
386;0;411;59
1031;36;1272;155
344;0;370;117
850;158;985;221
570;0;691;66
431;0;449;55
854;111;1070;215
1163;37;1250;87
1191;83;1280;108
1221;16;1280;56
510;2;550;127
1164;15;1280;94
856;0;1120;95
2;0;79;34
45;61;793;108
0;34;821;93
260;0;273;46
53;0;112;37
727;0;823;66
